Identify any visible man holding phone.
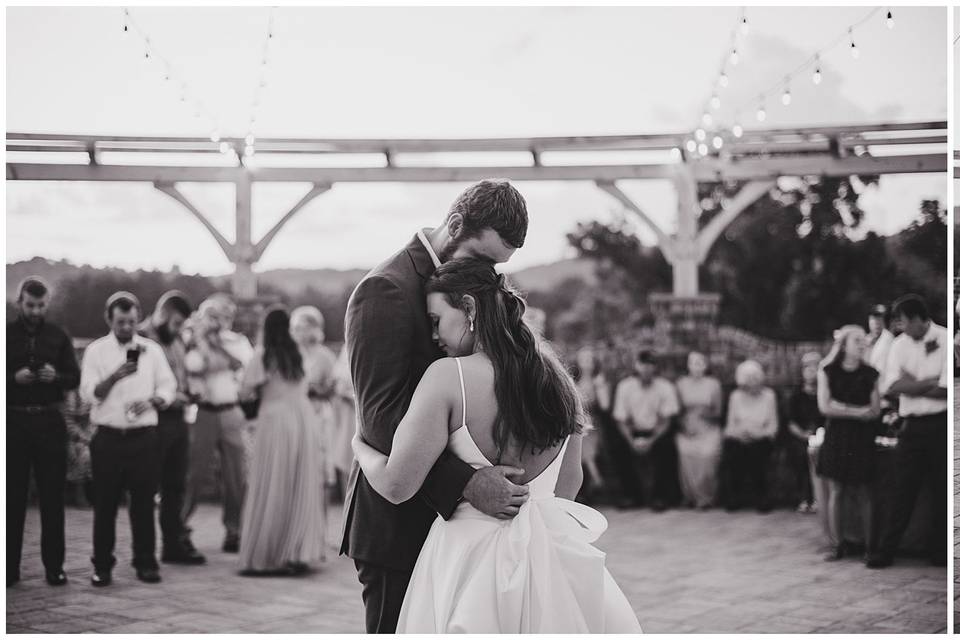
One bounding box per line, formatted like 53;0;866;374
7;277;80;588
79;292;176;586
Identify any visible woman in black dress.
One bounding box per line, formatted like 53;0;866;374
816;325;881;563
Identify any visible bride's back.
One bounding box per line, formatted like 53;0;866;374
450;353;567;486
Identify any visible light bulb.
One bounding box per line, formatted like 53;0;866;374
756;105;766;122
886;11;894;29
732;123;744;138
245;133;255;146
685;139;697;153
219;141;230;154
670;147;682;160
813;67;822;85
740;17;749;36
781;88;791;106
695;128;706;142
711;94;721;110
701;112;714;127
697;143;709;156
719;71;729;88
849;30;859;59
712;135;723;150
211;131;221;143
244;145;255;157
730;49;739;66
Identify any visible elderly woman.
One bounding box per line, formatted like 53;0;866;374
290;306;338;489
675;352;723;509
723;360;778;513
816;325;881;562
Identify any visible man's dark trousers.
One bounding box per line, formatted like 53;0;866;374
7;407;67;578
877;412;947;563
90;425;162;571
157;409;190;553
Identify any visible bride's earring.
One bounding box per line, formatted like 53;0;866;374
469;317;475;332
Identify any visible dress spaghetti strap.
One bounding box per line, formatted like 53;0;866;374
454;357;467;429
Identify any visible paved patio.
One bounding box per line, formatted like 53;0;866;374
6;497;946;633
954;381;959;630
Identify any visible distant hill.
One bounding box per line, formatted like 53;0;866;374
6;257;596;301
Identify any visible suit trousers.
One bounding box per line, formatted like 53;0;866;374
182;406;247;538
157;409;190;550
355;560;413;634
90;426;161;571
878;412;947;562
7;408;67;576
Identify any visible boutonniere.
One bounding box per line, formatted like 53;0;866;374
924;339;938;355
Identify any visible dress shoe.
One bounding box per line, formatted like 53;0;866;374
824;542;849;562
222;534;240;553
45;569;68;586
865;552;893;569
136;567;162;583
162;547;207;565
91;570;112;587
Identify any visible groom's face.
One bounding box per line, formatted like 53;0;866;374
441;228;517;265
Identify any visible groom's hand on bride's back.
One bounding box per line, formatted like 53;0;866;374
462;466;529;519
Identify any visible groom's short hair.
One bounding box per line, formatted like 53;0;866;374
446;180;528;248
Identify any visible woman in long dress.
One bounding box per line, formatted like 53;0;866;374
674;351;723;509
816;325;881;562
351;259;641;633
237;307;326;575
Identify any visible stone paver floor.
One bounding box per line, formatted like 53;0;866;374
954;381;959;631
7;499;947;633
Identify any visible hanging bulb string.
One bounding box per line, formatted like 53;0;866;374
697;6;751;124
244;6;276;158
727;7;882;128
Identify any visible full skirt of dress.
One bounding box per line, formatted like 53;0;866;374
396;497;642;634
238;396;327;571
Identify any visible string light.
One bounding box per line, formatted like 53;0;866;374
712;135;724;150
732;123;744;138
730;48;740;66
122;9;129;37
756;102;766;122
812;55;822;85
697;143;709;156
740;13;749;36
701;112;714;127
244;145;255;158
886;10;894;30
245;133;255;146
719;70;729;88
849;28;859;59
710;94;721;110
781;80;791;106
695;128;707;142
685;139;697;153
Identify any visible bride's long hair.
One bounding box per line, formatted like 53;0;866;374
426;258;584;458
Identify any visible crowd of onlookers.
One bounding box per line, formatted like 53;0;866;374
7;274;947;591
570;296;947;569
8;277;355;588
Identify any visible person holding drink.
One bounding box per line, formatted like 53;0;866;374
79;292;177;586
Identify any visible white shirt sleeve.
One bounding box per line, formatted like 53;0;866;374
79;341;104;406
880;336;905;395
659;380;680;419
612;380;628;424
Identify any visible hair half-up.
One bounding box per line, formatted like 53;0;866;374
426;258;584;459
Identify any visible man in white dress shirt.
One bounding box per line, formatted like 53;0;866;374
865;304;895;380
79;292;177;586
867;294;948;569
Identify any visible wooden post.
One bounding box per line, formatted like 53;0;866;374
233;174;257;300
672;165;701;297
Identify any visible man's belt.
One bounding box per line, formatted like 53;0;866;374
95;424;157;437
631;429;655;438
198;401;239;413
8;404;61;414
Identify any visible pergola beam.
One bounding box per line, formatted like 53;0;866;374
595;180;676;261
253;182;331;260
153;182;235;260
695;180;777;262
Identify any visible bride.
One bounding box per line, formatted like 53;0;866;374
352;258;642;633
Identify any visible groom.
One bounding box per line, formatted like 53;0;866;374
342;180;531;633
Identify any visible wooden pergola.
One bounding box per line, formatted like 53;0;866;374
7;121;946;299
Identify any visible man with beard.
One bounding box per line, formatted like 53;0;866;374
7;277;80;587
138;290;205;565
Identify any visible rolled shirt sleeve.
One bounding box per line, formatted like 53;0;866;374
151;342;177;406
79;342;105;406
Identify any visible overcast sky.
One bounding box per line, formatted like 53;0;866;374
6;6;948;276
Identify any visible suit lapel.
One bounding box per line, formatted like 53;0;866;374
405;233;437;281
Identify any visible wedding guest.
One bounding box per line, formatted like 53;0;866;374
291;306;337;490
238;307;326;575
723;360;778;513
787;352;823;514
79;292;176;586
868;295;948;568
573;346;606;500
7;277;80;587
865;304;894;378
611;350;679;512
183;294;253;554
138;290;205;565
674;351;723;509
816;326;881;562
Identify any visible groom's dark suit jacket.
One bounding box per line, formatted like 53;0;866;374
340;233;476;571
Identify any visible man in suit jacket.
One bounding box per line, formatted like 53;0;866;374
343;180;531;633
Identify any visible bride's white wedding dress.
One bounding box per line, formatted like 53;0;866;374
396;358;642;633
